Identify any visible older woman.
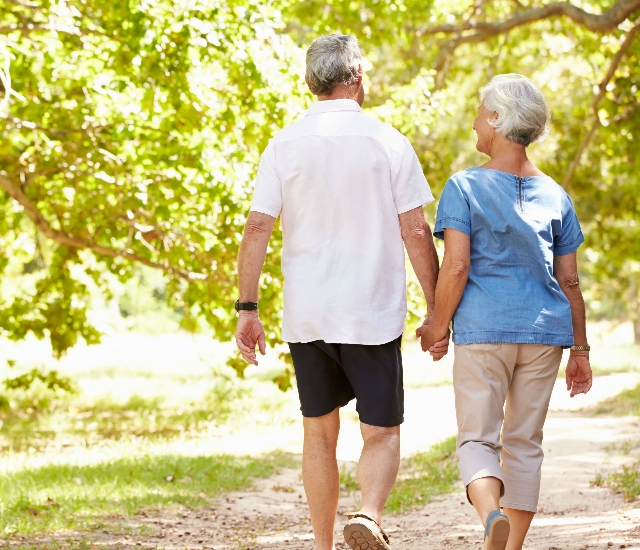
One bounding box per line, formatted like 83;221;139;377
420;74;593;550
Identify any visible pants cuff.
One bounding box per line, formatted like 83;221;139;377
500;500;538;513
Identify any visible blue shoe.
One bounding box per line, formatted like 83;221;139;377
485;510;510;550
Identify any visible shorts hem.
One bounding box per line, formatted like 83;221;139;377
301;396;354;418
357;415;404;428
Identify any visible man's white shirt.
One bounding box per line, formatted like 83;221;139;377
250;99;434;345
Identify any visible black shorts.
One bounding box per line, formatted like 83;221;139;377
288;335;404;427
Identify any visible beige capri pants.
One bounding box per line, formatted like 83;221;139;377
453;343;562;513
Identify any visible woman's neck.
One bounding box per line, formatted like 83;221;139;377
481;137;545;177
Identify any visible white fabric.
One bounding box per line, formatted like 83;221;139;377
251;99;434;344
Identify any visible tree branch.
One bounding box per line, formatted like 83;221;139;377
425;0;640;72
0;173;208;282
422;0;640;37
563;19;640;188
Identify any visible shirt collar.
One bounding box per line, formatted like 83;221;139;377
305;99;362;116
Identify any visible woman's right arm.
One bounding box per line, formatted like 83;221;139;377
420;228;470;351
554;252;593;397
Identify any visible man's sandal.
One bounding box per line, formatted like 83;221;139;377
343;512;392;550
485;510;510;550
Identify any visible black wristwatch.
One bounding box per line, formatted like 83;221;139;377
235;300;258;312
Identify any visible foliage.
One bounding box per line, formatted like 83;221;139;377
0;451;295;535
0;0;306;360
1;0;640;372
0;383;244;453
0;365;76;423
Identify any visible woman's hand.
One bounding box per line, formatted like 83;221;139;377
565;351;592;397
416;317;450;361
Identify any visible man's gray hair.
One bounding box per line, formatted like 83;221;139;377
481;74;550;146
306;34;362;96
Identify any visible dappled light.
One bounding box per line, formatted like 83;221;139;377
1;0;639;548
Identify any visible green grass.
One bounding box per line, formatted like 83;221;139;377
591;380;640;502
0;384;246;453
0;451;296;535
592;382;640;416
606;463;640;501
593;463;640;502
339;464;359;495
386;436;459;513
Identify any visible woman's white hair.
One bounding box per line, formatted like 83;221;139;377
481;74;550;146
306;34;362;96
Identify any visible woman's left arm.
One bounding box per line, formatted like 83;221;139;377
554;252;593;397
420;228;470;351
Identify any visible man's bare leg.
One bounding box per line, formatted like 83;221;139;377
357;423;401;525
303;408;341;550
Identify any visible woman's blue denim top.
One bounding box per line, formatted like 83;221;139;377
433;167;584;346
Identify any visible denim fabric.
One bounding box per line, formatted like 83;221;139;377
434;167;584;346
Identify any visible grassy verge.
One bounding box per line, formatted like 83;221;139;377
591;382;640;502
593;463;640;501
0;451;296;535
592;383;640;416
339;436;459;514
0;376;246;453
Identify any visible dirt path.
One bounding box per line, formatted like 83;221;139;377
38;410;635;550
7;375;640;550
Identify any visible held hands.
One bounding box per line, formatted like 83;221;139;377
416;316;450;361
565;351;593;397
235;311;266;365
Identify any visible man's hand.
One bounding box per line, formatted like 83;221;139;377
235;311;266;365
416;317;450;361
565;351;592;397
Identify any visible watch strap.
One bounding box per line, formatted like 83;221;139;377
235;300;258;311
570;345;590;351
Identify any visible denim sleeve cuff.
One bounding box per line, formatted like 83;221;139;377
554;231;585;256
434;216;471;240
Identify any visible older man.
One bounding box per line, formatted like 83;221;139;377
235;34;443;550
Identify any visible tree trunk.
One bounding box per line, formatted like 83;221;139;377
635;320;640;345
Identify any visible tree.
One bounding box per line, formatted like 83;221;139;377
1;0;639;374
0;0;306;362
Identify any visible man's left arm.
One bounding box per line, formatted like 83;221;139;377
399;206;448;360
236;211;276;365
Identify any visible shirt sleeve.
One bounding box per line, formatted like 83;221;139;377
390;136;435;214
553;195;584;256
433;177;471;240
250;141;282;218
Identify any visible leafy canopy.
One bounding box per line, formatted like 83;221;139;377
1;0;639;375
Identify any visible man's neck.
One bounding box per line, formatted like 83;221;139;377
317;84;359;102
